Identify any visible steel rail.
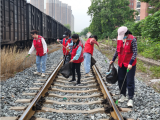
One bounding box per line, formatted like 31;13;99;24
19;60;64;120
93;65;124;120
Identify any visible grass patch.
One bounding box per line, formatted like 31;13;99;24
150;66;160;78
136;59;147;73
137;40;160;60
1;44;61;81
1;46;33;80
105;39;117;48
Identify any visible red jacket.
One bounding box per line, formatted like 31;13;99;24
62;38;72;55
84;38;94;55
71;41;84;63
117;34;137;68
33;35;48;57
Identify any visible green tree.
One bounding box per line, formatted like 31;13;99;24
64;24;71;30
80;27;89;36
141;10;160;42
87;0;104;38
72;31;76;34
138;0;160;14
75;32;81;35
88;0;138;39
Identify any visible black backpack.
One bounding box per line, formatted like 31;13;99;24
106;63;118;84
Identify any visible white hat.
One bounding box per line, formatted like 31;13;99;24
117;26;128;40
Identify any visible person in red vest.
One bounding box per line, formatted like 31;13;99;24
66;34;84;86
110;26;137;107
28;30;48;77
83;35;99;77
57;31;72;64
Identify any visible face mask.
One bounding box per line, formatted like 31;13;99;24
123;36;127;39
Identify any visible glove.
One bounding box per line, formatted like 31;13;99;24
26;54;30;57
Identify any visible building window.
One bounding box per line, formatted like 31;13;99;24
132;3;133;5
137;2;141;8
137;9;140;14
149;6;152;9
136;16;140;21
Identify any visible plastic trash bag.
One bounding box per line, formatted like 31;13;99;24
60;62;72;78
106;69;111;75
91;57;96;67
106;63;118;84
64;54;71;65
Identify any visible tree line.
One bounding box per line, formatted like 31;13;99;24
87;0;160;43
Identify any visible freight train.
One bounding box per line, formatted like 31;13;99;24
0;0;71;48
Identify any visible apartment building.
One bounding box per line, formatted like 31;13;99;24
67;6;72;28
71;14;74;32
59;1;62;23
46;0;54;18
61;3;68;25
44;9;46;14
30;0;44;12
129;0;149;21
55;0;60;21
31;0;74;31
30;0;38;7
38;0;44;12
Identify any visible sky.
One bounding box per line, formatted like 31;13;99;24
27;0;91;32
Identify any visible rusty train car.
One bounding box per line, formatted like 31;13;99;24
0;0;71;48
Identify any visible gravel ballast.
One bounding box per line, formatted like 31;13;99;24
92;48;160;120
0;50;63;117
1;42;160;120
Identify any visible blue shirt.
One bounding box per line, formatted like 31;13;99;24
69;42;82;60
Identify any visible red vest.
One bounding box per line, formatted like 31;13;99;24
71;41;84;63
84;38;94;55
117;34;137;68
33;35;48;57
62;38;72;55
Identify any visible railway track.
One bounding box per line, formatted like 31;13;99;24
1;59;133;120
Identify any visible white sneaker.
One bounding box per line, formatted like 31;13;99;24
41;73;45;77
118;95;128;102
127;99;133;107
34;71;41;75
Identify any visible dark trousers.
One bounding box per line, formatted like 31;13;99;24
72;63;81;84
118;64;136;99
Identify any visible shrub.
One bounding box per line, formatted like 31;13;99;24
141;10;160;42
